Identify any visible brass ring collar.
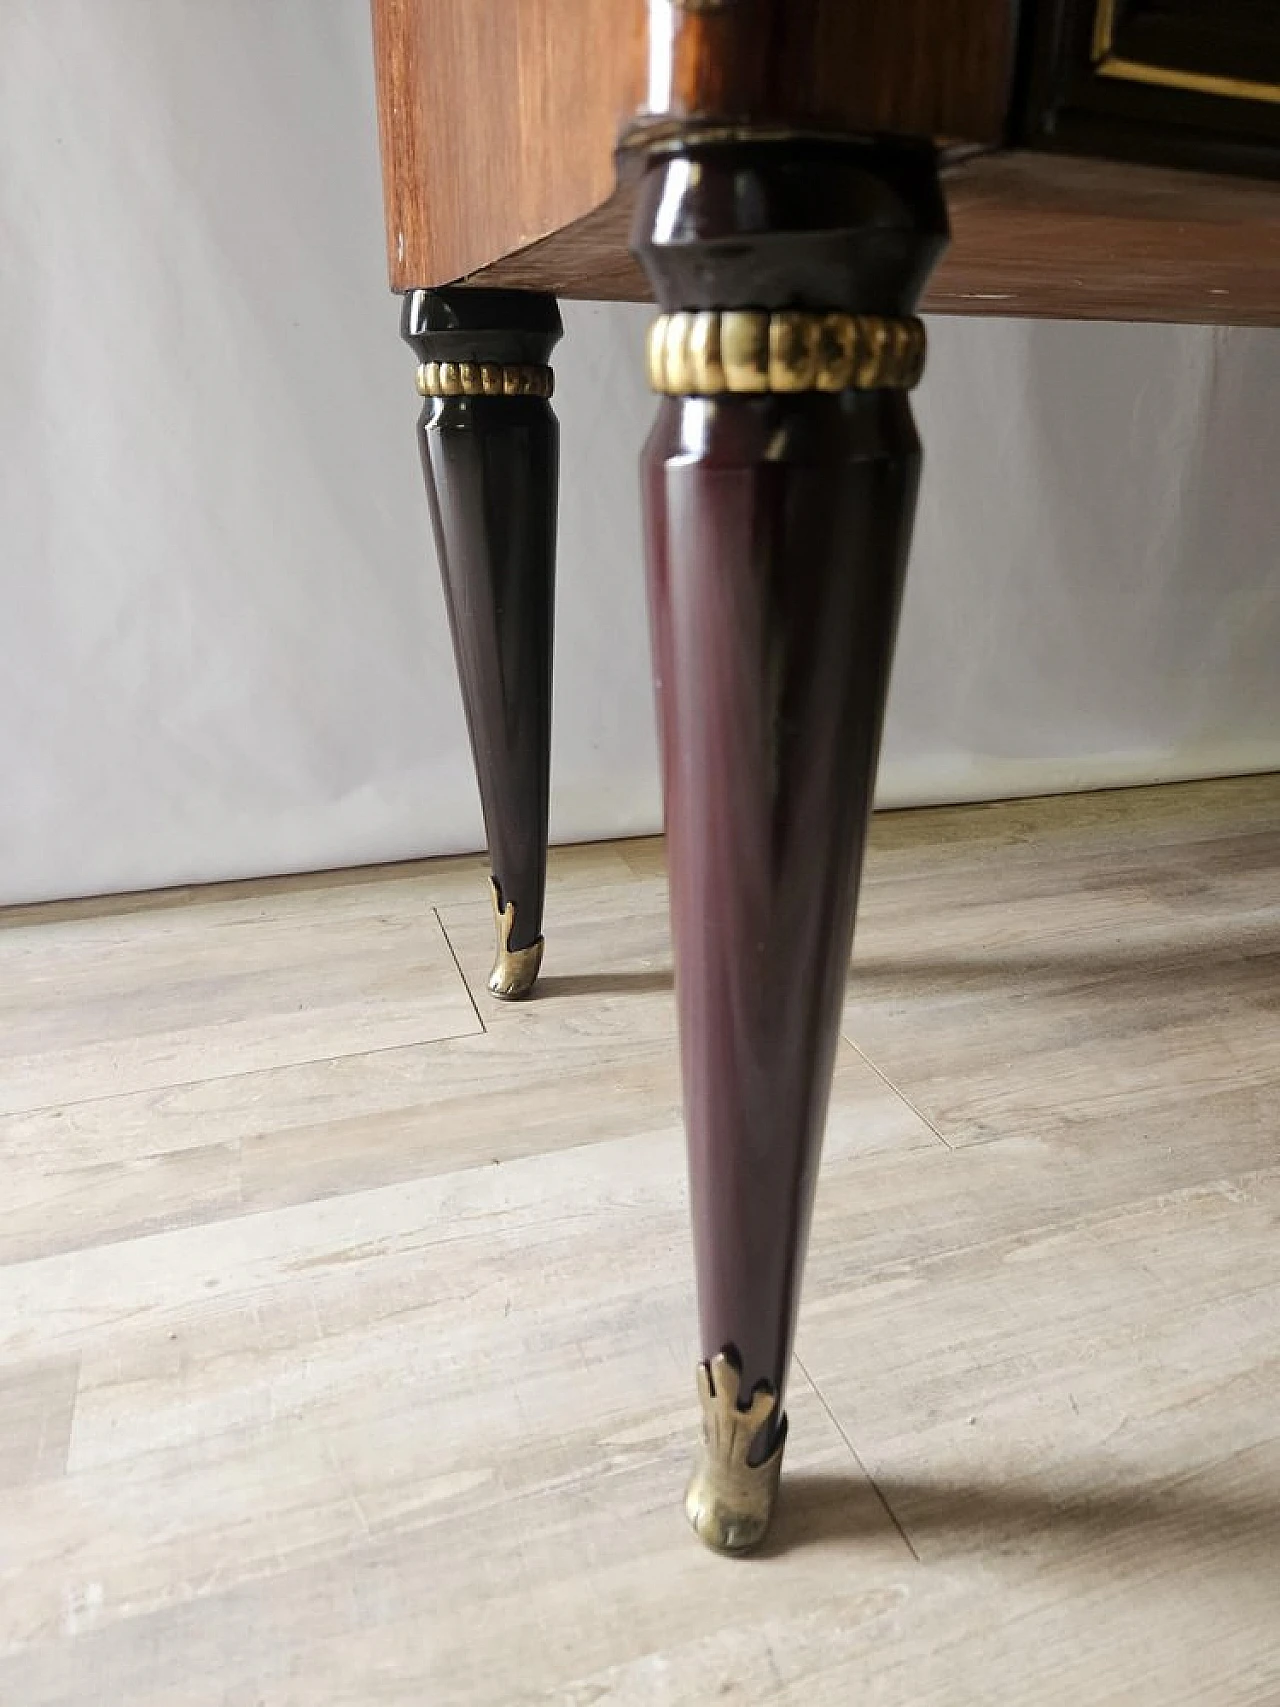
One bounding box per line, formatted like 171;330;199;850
646;310;925;397
416;361;555;400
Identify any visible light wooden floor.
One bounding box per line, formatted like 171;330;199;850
1;776;1277;1706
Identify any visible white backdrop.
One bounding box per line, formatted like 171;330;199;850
2;0;1277;906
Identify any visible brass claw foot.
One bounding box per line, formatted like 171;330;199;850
487;878;544;1000
685;1349;786;1554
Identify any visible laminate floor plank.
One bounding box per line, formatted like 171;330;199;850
841;777;1279;1148
0;882;480;1116
0;881;924;1266
0;1355;80;1491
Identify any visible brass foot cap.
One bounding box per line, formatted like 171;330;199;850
487;878;544;1000
685;1467;780;1554
488;937;544;1000
685;1350;786;1555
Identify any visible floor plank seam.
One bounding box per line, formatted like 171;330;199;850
794;1353;921;1563
842;1035;956;1152
0;1025;490;1125
435;906;488;1035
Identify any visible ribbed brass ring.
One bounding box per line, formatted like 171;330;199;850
416;361;554;399
646;310;926;396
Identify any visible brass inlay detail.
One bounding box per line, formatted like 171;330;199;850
685;1349;786;1554
487;878;544;1000
1091;0;1120;62
1092;0;1280;106
416;362;554;400
647;311;926;396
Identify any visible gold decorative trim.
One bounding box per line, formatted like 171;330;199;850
487;878;544;1000
646;311;926;397
416;362;554;400
1091;0;1280;106
685;1350;786;1554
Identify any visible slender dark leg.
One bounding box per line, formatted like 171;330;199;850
632;139;947;1550
401;288;562;998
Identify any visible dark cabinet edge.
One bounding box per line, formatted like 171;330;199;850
1017;0;1280;182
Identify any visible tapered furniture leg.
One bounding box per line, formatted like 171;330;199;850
401;288;562;998
632;140;948;1551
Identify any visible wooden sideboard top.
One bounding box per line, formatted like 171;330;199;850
371;0;1280;326
424;152;1280;329
371;0;1014;288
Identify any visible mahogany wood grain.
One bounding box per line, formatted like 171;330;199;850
643;392;923;1419
935;151;1280;323
635;139;946;1428
371;0;634;292
448;150;1280;328
633;0;1015;146
371;0;1014;292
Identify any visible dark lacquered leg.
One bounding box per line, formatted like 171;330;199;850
632;140;948;1550
401;288;562;998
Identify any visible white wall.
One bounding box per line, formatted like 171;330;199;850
2;0;1277;907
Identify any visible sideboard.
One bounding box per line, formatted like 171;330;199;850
368;0;1280;1552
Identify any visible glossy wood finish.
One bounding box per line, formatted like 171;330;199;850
401;289;560;966
630;0;1015;146
370;0;1014;291
635;140;947;1428
418;148;1280;327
